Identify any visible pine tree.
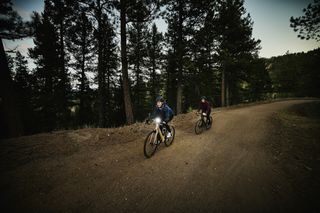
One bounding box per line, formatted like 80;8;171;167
100;13;118;126
14;51;30;90
78;0;116;127
0;0;31;138
118;0;160;123
164;0;187;114
146;23;163;103
290;0;320;41
213;0;260;106
6;53;14;77
164;15;179;110
127;21;149;120
29;10;61;131
13;51;35;133
67;7;95;126
45;0;74;127
163;0;204;113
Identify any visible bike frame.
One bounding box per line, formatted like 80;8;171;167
154;122;165;144
201;113;209;124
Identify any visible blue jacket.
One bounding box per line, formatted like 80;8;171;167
152;103;174;122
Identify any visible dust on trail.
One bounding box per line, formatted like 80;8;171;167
0;100;317;212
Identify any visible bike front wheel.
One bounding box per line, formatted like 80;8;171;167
165;125;175;147
144;131;159;158
206;116;213;129
195;120;204;135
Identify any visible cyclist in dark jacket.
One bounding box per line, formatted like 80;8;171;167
198;96;211;123
151;96;174;137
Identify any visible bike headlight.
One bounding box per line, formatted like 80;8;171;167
202;113;207;116
155;117;161;124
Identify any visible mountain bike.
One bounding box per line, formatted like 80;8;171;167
195;112;212;135
144;117;175;158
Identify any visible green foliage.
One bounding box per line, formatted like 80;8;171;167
66;8;95;126
127;21;149;120
28;9;61;131
12;52;36;133
267;48;320;97
7;0;317;138
0;0;31;39
290;0;320;41
146;23;164;102
214;0;261;105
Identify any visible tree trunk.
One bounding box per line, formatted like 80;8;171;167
120;0;134;124
107;65;111;123
135;23;141;112
0;39;24;138
221;69;225;107
226;80;230;106
151;27;157;101
79;30;86;125
176;0;183;114
151;51;156;101
97;0;106;127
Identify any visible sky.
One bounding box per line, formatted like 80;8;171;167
3;0;319;68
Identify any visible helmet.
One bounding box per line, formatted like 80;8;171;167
201;96;207;100
156;96;164;102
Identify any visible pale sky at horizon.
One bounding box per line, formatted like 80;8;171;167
3;0;319;68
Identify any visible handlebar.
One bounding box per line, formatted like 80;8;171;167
196;112;207;116
145;117;165;125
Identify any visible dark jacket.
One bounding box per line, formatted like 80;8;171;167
199;101;211;114
152;103;174;122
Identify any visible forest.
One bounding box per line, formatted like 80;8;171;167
1;0;319;138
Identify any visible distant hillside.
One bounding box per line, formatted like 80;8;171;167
265;48;320;98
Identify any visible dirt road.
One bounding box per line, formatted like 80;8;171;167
0;100;318;212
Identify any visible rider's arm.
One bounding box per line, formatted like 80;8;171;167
150;107;157;119
206;102;210;114
163;106;170;122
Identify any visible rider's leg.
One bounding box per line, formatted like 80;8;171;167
164;115;173;132
207;109;211;124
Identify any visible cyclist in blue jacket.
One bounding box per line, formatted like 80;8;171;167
150;96;174;137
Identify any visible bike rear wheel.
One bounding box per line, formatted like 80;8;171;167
144;131;158;158
164;125;175;146
195;120;204;134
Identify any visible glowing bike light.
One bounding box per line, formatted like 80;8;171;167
155;117;161;124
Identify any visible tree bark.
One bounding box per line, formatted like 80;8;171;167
59;17;68;124
221;68;225;107
0;39;24;138
120;0;134;124
151;48;156;101
79;23;86;125
176;0;183;114
226;79;230;106
97;0;106;127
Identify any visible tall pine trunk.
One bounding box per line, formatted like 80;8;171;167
79;31;86;125
151;51;156;101
221;69;225;107
176;0;183;114
59;19;68;125
135;24;141;117
97;0;106;127
0;39;24;138
226;80;230;106
107;65;111;123
120;0;134;124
